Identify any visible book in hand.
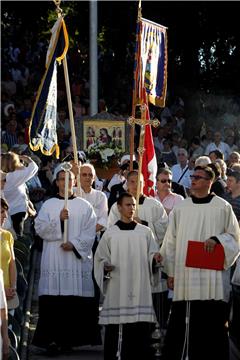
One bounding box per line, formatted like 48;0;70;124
185;241;224;270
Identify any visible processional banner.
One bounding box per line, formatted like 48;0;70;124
29;18;69;158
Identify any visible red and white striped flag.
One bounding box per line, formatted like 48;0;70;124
132;17;167;196
141;91;158;197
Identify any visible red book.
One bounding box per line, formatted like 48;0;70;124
185;241;225;270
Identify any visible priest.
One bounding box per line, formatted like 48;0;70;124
160;165;240;360
94;192;161;359
32;166;101;355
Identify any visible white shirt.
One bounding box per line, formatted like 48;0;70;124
205;141;231;160
3;161;38;215
171;163;191;189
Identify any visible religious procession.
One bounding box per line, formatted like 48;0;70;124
1;1;240;360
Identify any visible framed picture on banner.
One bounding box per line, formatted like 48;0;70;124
76;113;129;176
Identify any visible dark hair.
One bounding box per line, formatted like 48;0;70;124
117;192;134;205
120;161;138;171
120;161;130;171
127;170;138;180
226;168;240;182
194;166;215;181
191;136;201;146
1;197;9;210
56;170;75;181
209;150;224;160
163;139;173;147
208;163;221;178
157;168;172;178
158;162;169;170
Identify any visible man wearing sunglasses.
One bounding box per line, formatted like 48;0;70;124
156;168;184;215
160;165;240;360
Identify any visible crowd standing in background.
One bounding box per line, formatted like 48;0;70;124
1;37;240;360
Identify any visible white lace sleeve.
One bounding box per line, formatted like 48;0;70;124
34;201;62;241
70;205;97;260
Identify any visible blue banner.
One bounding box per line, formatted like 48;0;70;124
29;18;69;158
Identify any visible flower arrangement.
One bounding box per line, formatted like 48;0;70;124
86;142;124;168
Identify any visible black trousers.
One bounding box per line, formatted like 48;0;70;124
104;322;154;360
11;212;27;237
162;300;229;360
32;295;102;349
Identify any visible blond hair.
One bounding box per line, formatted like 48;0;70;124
1;152;21;173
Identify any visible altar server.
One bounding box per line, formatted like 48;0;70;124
95;192;161;359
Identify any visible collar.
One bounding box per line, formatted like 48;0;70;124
191;193;215;204
139;194;146;205
115;220;137;230
80;186;93;194
55;193;76;200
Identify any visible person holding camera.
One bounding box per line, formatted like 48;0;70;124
1;152;38;237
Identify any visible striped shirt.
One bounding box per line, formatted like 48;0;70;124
2;131;18;149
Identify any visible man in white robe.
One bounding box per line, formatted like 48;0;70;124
79;163;108;240
108;170;168;334
32;167;101;354
160;165;240;360
95;192;161;359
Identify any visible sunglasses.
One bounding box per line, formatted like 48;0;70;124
158;179;172;184
190;175;210;181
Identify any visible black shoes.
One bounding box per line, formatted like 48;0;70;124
46;342;60;357
46;342;73;356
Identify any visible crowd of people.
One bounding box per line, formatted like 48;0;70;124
1;26;240;360
2;9;240;360
1;115;240;359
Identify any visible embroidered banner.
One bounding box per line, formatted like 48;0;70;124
29;18;69;158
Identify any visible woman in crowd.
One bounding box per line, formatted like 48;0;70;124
1;152;38;237
0;198;18;310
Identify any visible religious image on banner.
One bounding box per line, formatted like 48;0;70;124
133;17;168;108
29;17;69;158
132;16;167;196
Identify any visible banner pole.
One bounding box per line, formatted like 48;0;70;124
53;0;81;195
62;57;81;195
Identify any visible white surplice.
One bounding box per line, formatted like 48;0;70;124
94;223;158;324
79;187;108;230
108;197;168;293
160;196;240;302
35;197;97;297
